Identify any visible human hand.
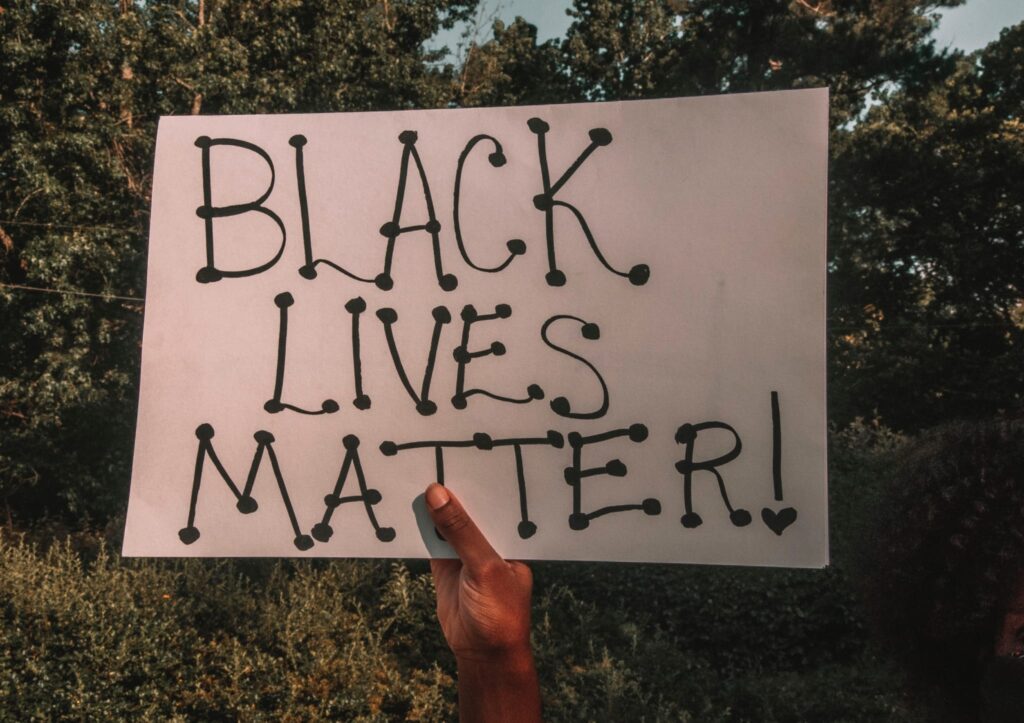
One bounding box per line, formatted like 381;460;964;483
426;482;533;662
425;483;541;722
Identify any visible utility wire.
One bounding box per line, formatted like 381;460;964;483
0;219;143;234
829;320;1022;332
3;224;1017;326
0;282;143;303
3;281;1018;332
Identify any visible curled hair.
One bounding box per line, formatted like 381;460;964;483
868;419;1024;721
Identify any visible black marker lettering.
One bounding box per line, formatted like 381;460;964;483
380;434;483;540
453;134;526;272
489;431;564;539
376;130;457;291
564;424;660;530
194;136;286;283
673;422;751;528
540;314;608;419
381;431;563;540
451;304;544;409
380;435;480;483
292;135;375;283
179;424;314;551
264;292;339;415
311;435;396;544
377;305;451;416
345;297;372;410
761;391;798;535
526;118;649;287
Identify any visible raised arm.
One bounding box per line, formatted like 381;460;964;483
425;483;542;722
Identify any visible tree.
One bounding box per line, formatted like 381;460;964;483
452;17;570;107
558;0;959;126
2;1;1020;523
531;0;1024;428
0;0;476;521
829;22;1024;428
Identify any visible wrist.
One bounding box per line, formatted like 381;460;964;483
455;646;541;723
455;643;536;674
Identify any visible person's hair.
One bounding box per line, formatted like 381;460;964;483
868;419;1024;722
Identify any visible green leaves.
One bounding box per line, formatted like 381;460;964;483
0;530;917;721
1;0;1021;522
0;0;476;518
557;0;958;124
830;24;1024;428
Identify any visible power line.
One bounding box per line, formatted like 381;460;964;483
829;320;1020;332
0;282;143;303
0;219;143;234
3;281;1017;332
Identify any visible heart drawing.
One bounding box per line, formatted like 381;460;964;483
761;506;797;536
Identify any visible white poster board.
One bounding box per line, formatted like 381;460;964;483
123;89;828;566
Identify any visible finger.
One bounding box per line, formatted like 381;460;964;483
425;483;502;574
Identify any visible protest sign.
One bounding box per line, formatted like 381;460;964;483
123;88;828;565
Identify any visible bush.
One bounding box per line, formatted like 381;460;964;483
0;549;917;721
0;426;922;721
0;540;454;721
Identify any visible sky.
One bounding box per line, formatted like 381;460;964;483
434;0;1024;55
934;0;1024;50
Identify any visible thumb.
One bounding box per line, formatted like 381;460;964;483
425;483;501;575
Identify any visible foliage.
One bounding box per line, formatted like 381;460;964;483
2;0;1021;516
829;24;1024;427
0;538;456;720
557;0;955;127
0;3;1021;718
0;524;916;721
452;17;570;107
3;0;1018;521
0;429;917;721
0;0;475;518
474;0;1024;429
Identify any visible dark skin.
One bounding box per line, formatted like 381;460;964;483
424;483;542;723
423;467;1024;721
994;580;1024;658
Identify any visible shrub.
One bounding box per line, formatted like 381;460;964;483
0;426;921;721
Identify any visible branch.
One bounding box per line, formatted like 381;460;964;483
793;0;836;18
0;225;13;254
